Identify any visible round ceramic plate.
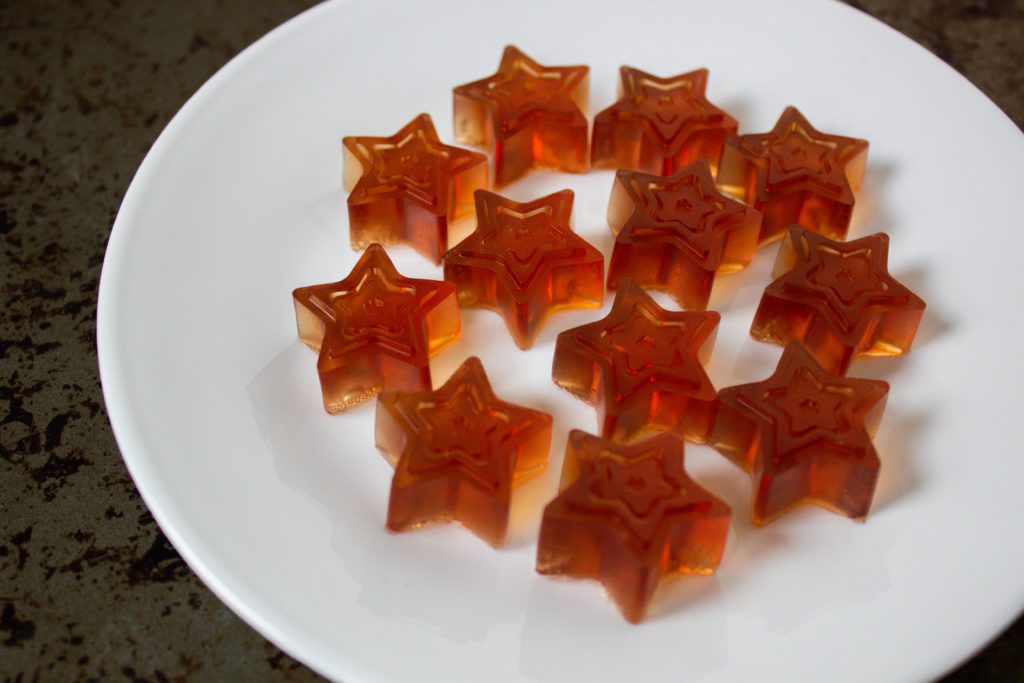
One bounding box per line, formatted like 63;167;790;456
98;0;1024;680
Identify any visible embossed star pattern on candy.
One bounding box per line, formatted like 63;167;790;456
292;243;460;413
606;161;762;309
444;189;604;349
751;226;926;374
552;280;720;443
717;106;869;245
711;343;889;524
453;45;589;187
537;430;731;623
343;113;488;264
376;356;553;547
591;67;737;176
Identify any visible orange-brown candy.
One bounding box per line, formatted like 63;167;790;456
292;244;460;413
537;430;731;623
552;281;719;443
591;67;737;176
710;343;889;524
606;161;761;310
375;356;552;547
444;189;604;349
343;114;488;264
453;45;589;187
751;226;926;374
717;107;868;245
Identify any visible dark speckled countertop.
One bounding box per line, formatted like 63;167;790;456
1;1;1021;680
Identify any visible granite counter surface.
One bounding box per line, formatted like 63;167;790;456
1;1;1021;680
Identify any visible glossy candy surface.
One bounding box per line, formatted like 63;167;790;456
607;161;761;309
751;226;926;374
375;356;552;547
453;45;589;187
717;106;868;245
591;67;737;176
710;343;889;524
552;281;719;443
536;430;730;623
444;189;604;349
343;113;488;264
292;244;460;413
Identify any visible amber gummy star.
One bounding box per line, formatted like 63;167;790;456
717;106;869;245
537;430;730;623
710;343;889;524
453;45;589;187
444;189;604;349
375;356;553;547
591;67;737;176
751;226;926;374
343;113;488;264
292;244;460;413
606;161;761;310
552;281;719;443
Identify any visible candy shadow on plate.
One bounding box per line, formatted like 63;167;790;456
726;336;785;386
527;296;612;350
519;568;728;682
248;343;528;644
714;95;754;128
849;158;897;237
712;498;901;633
869;408;929;515
761;515;897;632
844;262;950;382
305;188;349;240
694;427;906;632
892;263;953;349
707;240;779;315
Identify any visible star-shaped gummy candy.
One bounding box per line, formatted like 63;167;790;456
343;113;488;264
606;161;762;310
751;226;926;374
710;343;889;524
591;67;737;176
537;430;731;623
453;45;589;187
717;106;869;245
292;243;460;413
376;356;552;547
444;189;604;349
552;280;719;443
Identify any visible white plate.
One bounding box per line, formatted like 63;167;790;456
97;1;1024;680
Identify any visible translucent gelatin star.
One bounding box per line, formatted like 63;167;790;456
536;430;731;623
343;113;488;264
444;189;604;349
591;67;737;176
717;106;869;245
552;280;720;443
606;161;762;309
453;45;589;187
376;356;553;547
750;226;926;374
292;244;460;413
710;343;889;524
